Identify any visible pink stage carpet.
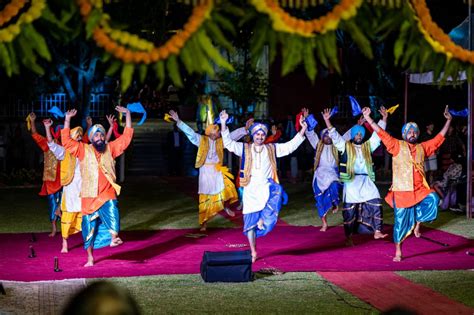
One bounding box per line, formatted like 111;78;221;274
0;225;473;281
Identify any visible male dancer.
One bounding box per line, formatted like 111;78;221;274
220;110;307;262
302;108;341;231
322;107;389;245
43;118;83;253
61;107;133;266
363;106;451;261
28;113;62;237
168;110;247;231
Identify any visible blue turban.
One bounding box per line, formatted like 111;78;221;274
401;122;419;141
350;125;366;140
88;124;106;141
249;123;268;137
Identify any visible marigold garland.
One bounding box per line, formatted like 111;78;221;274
0;0;27;27
0;0;46;42
77;0;213;64
250;0;362;37
411;0;474;64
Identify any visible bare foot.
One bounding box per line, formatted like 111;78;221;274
251;253;258;263
224;207;235;217
257;219;265;230
110;237;123;247
84;259;94;267
332;206;339;214
320;224;328;232
414;225;421;238
392;255;403;262
48;231;56;237
199;222;207;232
374;231;388;239
61;239;68;253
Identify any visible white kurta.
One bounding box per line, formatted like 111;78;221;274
329;121;387;203
222;128;305;214
305;130;339;192
48;142;82;213
177;121;247;195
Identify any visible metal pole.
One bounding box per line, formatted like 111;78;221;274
404;72;408;124
466;1;473;219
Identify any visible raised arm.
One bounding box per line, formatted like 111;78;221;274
43;119;54;143
220;110;243;156
29;112;49;152
169;109;201;146
322;108;345;153
275;114;306;157
105;114;115;143
302;108;319;148
366;106;388;152
62;109;85;159
363;106;399;155
109;106;134;159
29;112;38;135
439;105;453;137
44;118;65;160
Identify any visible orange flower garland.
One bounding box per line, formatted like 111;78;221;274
77;0;213;64
0;0;27;27
250;0;362;37
0;0;46;42
411;0;474;64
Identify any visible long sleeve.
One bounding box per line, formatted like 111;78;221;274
31;133;49;152
108;127;134;159
47;142;66;161
275;133;305;158
342;128;351;142
328;127;346;153
61;128;86;160
229;126;248;141
368;120;386;152
376;128;400;156
305;129;319;149
421;134;445;157
177;120;201;146
222;128;243;157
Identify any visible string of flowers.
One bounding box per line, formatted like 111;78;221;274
0;0;46;42
0;0;27;27
77;0;213;64
250;0;362;37
411;0;474;64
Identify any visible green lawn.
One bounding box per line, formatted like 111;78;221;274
1;177;473;313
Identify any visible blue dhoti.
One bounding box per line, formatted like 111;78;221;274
393;192;439;244
82;200;120;250
47;191;62;222
313;179;341;218
243;179;288;238
343;198;384;237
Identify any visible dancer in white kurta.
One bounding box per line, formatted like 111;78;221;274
220;110;307;262
322;107;389;245
302;108;341;232
43;119;83;253
169;110;247;231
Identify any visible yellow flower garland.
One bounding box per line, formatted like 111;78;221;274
78;0;213;64
411;0;474;64
250;0;362;37
0;0;45;42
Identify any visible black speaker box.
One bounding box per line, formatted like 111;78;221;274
200;250;253;282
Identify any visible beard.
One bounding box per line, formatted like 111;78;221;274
353;138;363;145
92;140;106;152
407;137;418;144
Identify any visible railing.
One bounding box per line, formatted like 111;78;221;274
0;93;110;118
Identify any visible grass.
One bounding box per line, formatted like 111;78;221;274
1;176;474;313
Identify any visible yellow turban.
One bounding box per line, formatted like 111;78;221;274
205;124;219;136
70;126;83;141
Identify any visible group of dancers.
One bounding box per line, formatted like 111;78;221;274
29;103;453;266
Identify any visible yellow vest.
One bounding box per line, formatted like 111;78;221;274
43;150;58;181
195;137;223;168
60;151;76;186
80;144;120;198
314;141;339;171
392;141;428;191
240;143;279;187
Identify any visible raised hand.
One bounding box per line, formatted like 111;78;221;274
321;108;332;121
42;119;53;128
169;110;179;122
28;112;36;122
301;107;309;118
245;117;254;130
379;106;388;121
65;109;77;119
299;112;307;129
106;114;116;126
271;125;277;135
219;110;229;124
357;116;366;125
86;116;93;127
444;105;452;121
362;107;371;119
115;106;130;114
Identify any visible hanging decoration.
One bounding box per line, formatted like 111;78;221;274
77;0;234;91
